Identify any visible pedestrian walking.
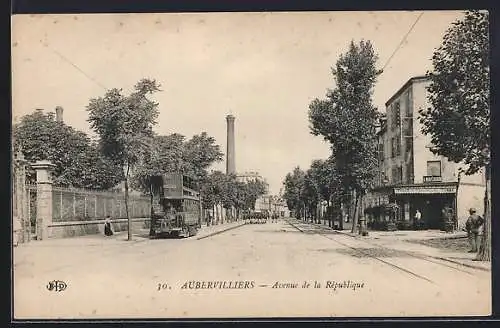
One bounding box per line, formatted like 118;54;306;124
104;216;114;236
465;208;484;253
414;209;422;229
207;212;213;226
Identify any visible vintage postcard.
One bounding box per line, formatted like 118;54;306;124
11;10;491;319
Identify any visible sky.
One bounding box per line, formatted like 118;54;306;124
11;11;465;195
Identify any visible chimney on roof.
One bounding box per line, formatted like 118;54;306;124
55;106;64;122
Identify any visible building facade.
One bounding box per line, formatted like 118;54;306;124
255;195;290;217
236;171;266;185
364;76;485;231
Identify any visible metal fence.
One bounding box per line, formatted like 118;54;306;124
26;185;37;234
26;185;150;225
51;187;150;222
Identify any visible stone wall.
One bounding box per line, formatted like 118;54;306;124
48;218;150;239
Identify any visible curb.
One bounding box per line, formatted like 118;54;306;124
286;219;307;233
429;256;490;272
196;222;247;240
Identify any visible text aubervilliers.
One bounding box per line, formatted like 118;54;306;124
179;280;365;291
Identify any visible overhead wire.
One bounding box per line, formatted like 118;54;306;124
381;12;425;73
41;39;109;91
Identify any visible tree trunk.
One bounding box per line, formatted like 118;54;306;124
198;195;203;226
125;162;131;241
476;165;491;261
326;205;329;226
215;204;219;225
339;201;345;230
351;191;359;234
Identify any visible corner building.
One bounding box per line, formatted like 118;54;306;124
364;76;485;231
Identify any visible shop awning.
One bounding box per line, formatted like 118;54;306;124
394;184;457;195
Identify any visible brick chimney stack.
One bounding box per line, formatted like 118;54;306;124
226;114;236;175
55;106;63;123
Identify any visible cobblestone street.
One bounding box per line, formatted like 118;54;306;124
13;219;491;319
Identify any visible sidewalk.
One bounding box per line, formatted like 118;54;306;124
290;219;490;272
339;229;489;271
15;228;151;248
14;221;247;248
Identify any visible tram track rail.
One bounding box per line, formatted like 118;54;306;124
196;222;247;240
286;219;483;285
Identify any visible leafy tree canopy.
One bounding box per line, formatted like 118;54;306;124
86;79;162;168
200;171;266;211
182;132;224;182
13;110;122;189
130;131;223;194
308;40;381;193
419;10;489;175
282;167;306;212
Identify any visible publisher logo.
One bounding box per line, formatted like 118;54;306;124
46;280;67;292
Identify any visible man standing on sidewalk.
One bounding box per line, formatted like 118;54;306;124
414;209;422;230
465;208;484;253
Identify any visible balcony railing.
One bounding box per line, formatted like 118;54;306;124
423;175;442;183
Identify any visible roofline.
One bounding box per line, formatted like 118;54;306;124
384;75;430;107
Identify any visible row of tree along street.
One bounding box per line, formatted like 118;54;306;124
13;80;268;240
281;11;490;261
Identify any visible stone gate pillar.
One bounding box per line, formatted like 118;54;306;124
14;150;29;243
32;160;56;240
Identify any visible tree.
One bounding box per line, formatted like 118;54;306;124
244;179;268;211
233;180;249;219
130;133;186;194
214;174;249;220
309;40;381;233
87;78;161;241
131;131;223;197
418;10;490;261
308;157;344;227
182;132;224;182
301;169;320;222
202;170;225;223
282;167;306;219
13;110;122;189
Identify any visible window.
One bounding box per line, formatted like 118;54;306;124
402;117;413;138
405;89;413;116
404;136;413;154
392;101;401;130
378;143;384;162
391;136;401;158
406;161;413;183
427;161;442;177
391;166;403;184
396;135;401;156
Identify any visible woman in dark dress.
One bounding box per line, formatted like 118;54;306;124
104;216;114;236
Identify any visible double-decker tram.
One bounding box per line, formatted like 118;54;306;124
149;173;202;238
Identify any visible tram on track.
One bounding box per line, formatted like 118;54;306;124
149;173;202;238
